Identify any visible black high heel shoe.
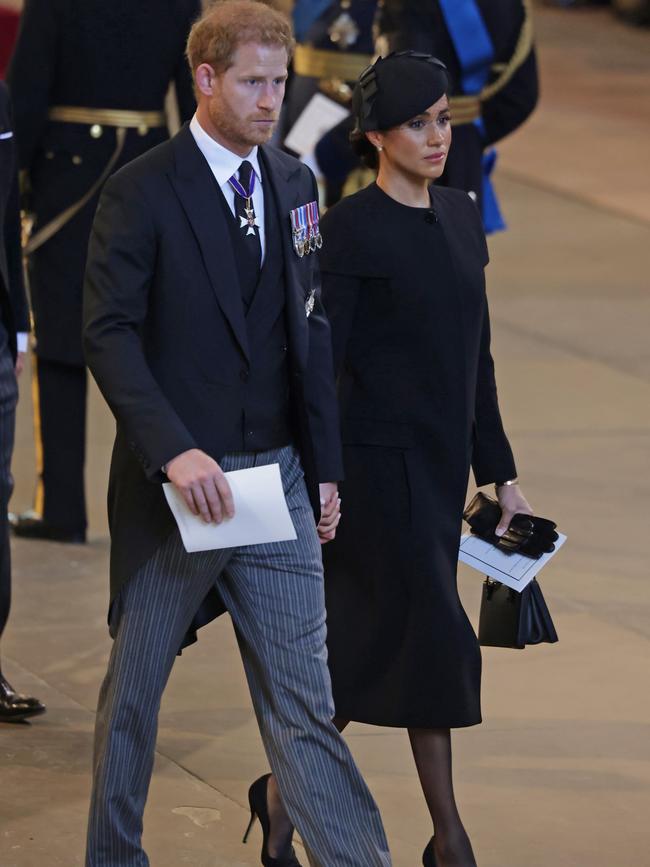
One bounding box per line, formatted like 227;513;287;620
422;837;438;867
243;774;302;867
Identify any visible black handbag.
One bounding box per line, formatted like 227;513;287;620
478;577;559;649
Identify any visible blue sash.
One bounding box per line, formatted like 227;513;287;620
438;0;506;233
293;0;333;41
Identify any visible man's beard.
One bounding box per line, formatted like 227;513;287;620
209;100;277;150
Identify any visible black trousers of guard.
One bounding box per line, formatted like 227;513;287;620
33;357;87;533
0;332;18;637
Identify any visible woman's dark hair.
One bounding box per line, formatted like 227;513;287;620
349;128;379;170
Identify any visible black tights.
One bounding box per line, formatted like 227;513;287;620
267;720;477;866
407;726;477;867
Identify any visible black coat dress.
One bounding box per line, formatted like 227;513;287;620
320;183;517;728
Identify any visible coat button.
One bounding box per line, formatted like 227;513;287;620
72;155;83;165
240;369;249;383
90;124;103;139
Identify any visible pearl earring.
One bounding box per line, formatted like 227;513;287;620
376;145;383;152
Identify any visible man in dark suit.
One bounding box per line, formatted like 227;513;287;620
7;0;201;543
82;3;390;865
0;80;45;723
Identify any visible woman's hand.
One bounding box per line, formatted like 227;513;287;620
495;484;533;537
317;482;341;545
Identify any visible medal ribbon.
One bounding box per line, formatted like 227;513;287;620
291;205;307;250
308;201;322;249
228;170;256;202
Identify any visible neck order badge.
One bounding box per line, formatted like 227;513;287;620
228;162;260;237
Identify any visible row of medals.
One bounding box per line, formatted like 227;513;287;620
293;229;323;258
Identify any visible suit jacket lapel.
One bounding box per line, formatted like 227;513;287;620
259;146;309;361
169;126;249;362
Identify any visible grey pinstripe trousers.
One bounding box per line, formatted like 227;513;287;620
86;445;391;867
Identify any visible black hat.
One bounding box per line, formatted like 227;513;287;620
353;51;449;132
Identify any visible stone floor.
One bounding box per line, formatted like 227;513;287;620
1;5;649;867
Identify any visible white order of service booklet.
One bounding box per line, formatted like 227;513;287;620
163;463;297;553
284;92;350;157
458;532;567;592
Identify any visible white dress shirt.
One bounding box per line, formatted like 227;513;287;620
189;114;266;261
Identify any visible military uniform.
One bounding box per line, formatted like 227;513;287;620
316;0;538;217
377;0;539;215
283;1;379;204
7;0;200;540
0;80;45;721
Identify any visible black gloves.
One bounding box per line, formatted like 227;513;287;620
463;492;558;559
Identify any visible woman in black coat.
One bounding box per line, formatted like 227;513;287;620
256;52;534;867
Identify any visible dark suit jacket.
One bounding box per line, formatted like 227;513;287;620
7;0;200;365
83;126;344;628
0;81;29;360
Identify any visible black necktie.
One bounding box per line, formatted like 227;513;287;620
230;160;262;272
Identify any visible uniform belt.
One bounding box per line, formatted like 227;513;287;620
48;106;166;130
293;44;373;82
25;107;168;256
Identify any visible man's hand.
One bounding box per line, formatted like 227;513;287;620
14;351;25;377
317;482;341;545
165;449;234;524
495;484;533;536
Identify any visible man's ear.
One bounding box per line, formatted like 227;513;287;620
195;63;217;97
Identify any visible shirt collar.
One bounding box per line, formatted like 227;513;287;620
190;114;263;189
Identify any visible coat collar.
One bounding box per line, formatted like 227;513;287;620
257;146;312;363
